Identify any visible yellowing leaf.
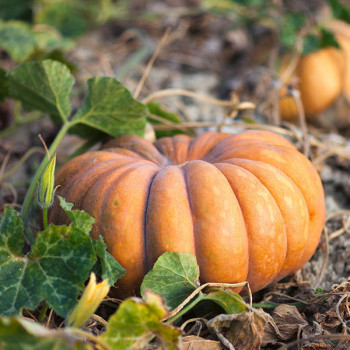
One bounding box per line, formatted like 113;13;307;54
101;293;181;350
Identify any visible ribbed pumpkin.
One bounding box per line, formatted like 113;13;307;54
49;131;325;296
279;47;345;121
279;19;350;121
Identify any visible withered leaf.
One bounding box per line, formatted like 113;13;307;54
264;304;308;345
182;335;222;350
315;311;343;333
208;308;269;350
272;304;308;339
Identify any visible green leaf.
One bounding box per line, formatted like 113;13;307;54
203;289;246;314
7;60;74;121
101;292;181;350
329;0;350;23
302;27;341;54
72;77;147;138
0;67;8;102
147;102;184;138
36;1;88;38
314;287;323;296
29;225;96;316
0;316;89;350
141;252;200;310
302;34;321;55
0;207;24;259
0;22;36;62
319;27;341;49
33;30;75;52
0;0;33;21
0;213;96;316
92;236;126;286
58;196;95;235
280;13;306;50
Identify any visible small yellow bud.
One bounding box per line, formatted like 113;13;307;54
67;273;109;328
38;154;56;208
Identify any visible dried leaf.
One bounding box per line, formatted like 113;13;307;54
182;335;222;350
263;304;308;345
272;304;308;339
208;308;269;350
302;343;334;350
314;311;342;333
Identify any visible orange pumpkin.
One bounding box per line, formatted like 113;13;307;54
49;131;325;296
279;47;345;121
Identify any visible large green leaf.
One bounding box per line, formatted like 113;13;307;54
141;252;200;310
72;77;147;138
0;22;36;62
101;292;181;350
0;316;89;350
0;208;96;317
7;60;74;121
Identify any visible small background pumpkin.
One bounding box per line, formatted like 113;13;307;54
279;20;350;122
49;130;325;297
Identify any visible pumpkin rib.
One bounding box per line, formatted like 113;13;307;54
181;164;198;263
93;163;159;296
154;134;192;165
183;160;249;289
50;158;139;225
143;169;160;272
215;130;296;150
101;147;145;160
145;166;195;268
187;132;231;161
221;158;310;279
204;132;298;163
81;161;158;240
84;162;141;240
154;137;175;164
215;162;287;292
55;151;135;189
103;134;165;165
173;134;192;164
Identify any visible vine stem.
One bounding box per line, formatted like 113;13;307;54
21;122;71;241
166;293;205;324
42;208;48;230
38;303;49;323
